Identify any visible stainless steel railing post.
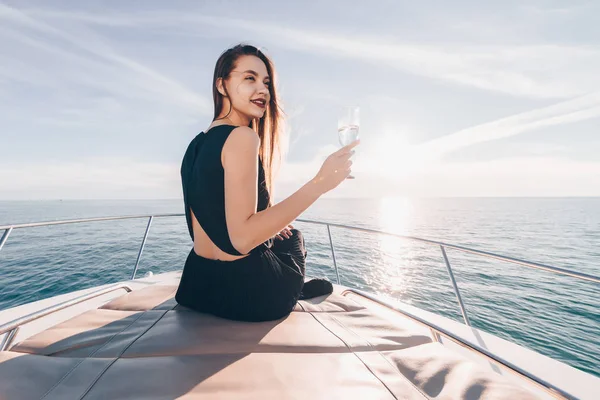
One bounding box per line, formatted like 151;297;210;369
130;216;153;280
0;327;19;352
326;225;341;284
440;245;471;326
0;227;13;253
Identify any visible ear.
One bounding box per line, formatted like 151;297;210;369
216;78;227;97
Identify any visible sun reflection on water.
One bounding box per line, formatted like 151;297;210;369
372;196;416;299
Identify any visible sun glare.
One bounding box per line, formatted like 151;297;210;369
369;132;426;179
379;196;414;235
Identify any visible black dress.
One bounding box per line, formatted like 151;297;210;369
175;125;327;322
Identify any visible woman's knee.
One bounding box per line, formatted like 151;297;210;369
290;228;305;245
292;229;307;257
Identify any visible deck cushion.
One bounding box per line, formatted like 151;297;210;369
100;285;178;311
99;284;365;313
374;343;539;399
1;283;542;399
311;309;432;351
0;351;113;400
295;291;365;312
120;311;346;357
11;309;166;358
10;308;432;358
76;353;410;400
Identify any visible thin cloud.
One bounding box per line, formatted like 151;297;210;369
1;3;598;200
0;158;181;200
278;92;600;197
21;7;600;99
417;92;600;157
3;154;597;200
0;4;211;114
274;152;600;199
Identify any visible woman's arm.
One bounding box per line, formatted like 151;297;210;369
223;126;356;254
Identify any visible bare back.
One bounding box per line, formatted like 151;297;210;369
189;122;268;261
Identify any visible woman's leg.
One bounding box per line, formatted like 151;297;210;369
270;228;307;275
271;229;307;257
272;229;332;299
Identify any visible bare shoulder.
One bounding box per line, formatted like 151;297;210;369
223;126;259;152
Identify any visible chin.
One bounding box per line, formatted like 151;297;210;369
246;109;266;120
235;105;266;123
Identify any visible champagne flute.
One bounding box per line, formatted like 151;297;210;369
337;105;359;179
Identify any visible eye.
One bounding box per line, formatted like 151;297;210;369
264;81;271;87
245;76;255;81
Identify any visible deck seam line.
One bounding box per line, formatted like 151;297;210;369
308;311;399;400
78;310;168;399
37;310;147;400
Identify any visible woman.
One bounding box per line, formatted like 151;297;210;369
175;44;359;322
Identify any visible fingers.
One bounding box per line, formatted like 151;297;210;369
275;232;288;240
341;150;356;159
344;138;360;149
276;226;293;241
332;160;353;174
335;139;360;156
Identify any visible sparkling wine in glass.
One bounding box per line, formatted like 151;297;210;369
337;106;359;179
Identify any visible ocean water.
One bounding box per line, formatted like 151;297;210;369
0;197;598;377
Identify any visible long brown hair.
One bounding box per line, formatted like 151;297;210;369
212;44;284;203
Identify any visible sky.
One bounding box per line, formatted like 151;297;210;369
1;0;599;200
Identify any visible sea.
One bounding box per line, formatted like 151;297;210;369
0;197;598;377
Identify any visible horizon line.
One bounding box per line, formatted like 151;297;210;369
1;195;599;202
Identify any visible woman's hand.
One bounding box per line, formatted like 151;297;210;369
312;139;360;195
275;224;294;240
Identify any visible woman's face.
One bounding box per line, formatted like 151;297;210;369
220;55;271;123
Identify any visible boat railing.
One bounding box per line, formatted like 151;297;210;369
0;284;133;351
1;213;599;329
1;213;599;398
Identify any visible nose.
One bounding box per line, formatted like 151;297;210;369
258;82;269;94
